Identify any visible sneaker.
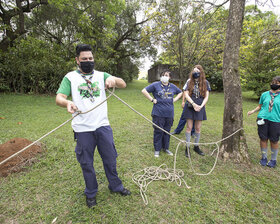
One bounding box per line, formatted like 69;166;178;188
267;160;277;168
193;146;205;156
259;157;268;166
86;197;97;208
163;149;173;156
154;151;160;157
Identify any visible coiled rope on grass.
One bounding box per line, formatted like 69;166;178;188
106;89;243;204
0;88;243;205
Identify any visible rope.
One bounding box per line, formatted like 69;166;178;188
106;89;243;204
0;88;116;167
1;87;243;205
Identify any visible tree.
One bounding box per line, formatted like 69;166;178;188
0;0;156;93
145;0;229;90
220;0;249;162
149;0;210;86
240;5;280;97
0;0;48;51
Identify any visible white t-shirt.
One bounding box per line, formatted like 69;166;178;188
63;70;110;132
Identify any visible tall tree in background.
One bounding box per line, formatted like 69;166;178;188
145;0;209;85
0;0;48;51
240;5;280;97
220;0;249;162
146;0;229;89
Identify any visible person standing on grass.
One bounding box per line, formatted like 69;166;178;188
56;44;131;208
184;65;211;157
142;70;182;157
171;79;195;136
247;76;280;168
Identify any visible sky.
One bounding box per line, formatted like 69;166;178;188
139;0;280;73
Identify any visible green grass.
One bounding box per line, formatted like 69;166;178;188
0;80;279;223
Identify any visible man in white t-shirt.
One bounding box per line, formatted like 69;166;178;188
56;44;131;208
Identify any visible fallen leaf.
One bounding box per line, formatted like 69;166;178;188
0;117;5;119
52;217;58;223
17;122;22;125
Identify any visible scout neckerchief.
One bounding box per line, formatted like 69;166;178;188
77;69;95;102
269;90;280;112
194;80;200;98
161;82;171;98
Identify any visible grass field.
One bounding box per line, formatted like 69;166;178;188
0;80;279;223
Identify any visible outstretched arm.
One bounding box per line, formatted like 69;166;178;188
248;104;261;116
105;76;126;89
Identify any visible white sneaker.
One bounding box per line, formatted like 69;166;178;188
164;149;173;156
154;151;160;157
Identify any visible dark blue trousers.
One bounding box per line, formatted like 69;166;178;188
152;115;174;151
74;126;123;198
174;104;187;134
174;104;195;135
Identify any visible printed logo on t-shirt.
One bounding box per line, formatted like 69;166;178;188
78;82;100;99
158;89;172;99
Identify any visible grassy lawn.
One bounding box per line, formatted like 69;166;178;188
0;80;279;223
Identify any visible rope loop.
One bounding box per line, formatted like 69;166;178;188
0;87;243;206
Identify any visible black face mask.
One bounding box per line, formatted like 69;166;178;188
79;61;94;74
270;84;280;91
192;72;200;79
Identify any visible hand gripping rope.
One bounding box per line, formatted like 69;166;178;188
0;88;243;205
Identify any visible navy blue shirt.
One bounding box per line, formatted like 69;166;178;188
145;81;182;118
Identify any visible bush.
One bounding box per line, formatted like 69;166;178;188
207;70;223;92
0;37;73;94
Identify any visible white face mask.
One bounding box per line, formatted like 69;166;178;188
160;76;169;83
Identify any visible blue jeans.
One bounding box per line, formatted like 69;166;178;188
74;126;124;198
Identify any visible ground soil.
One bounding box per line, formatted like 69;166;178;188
0;138;43;177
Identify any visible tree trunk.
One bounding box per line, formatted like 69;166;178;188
220;0;249;163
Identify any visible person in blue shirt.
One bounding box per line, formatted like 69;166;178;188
142;70;182;157
247;76;280;168
184;65;211;157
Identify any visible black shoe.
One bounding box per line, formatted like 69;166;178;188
86;197;97;208
111;188;131;196
185;147;190;158
193;146;205;156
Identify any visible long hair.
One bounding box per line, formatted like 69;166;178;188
187;65;207;97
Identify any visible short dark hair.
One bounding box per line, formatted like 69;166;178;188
160;70;171;77
272;76;280;84
76;44;92;57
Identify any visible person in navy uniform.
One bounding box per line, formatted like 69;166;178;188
184;65;211;157
142;70;182;157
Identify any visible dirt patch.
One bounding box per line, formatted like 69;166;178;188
0;138;43;177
